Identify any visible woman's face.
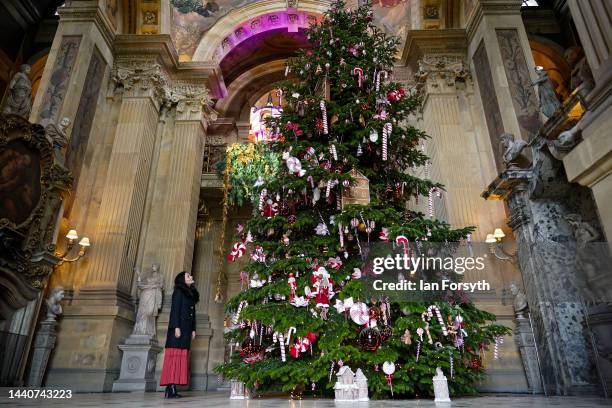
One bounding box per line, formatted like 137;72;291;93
184;272;194;286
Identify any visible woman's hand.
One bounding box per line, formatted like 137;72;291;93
174;328;181;338
192;331;196;340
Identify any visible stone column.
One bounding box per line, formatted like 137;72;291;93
406;29;506;243
483;162;598;395
79;60;167;300
141;82;212;289
466;0;542;171
563;0;612;241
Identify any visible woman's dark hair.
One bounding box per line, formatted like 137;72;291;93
174;271;200;303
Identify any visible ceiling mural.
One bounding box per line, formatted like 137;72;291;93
171;0;411;61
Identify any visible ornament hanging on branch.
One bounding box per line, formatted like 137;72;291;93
320;100;328;134
382;361;395;396
359;327;381;351
382;122;392;161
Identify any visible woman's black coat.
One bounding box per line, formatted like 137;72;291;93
165;284;198;349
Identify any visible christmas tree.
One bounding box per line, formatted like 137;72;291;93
215;1;509;399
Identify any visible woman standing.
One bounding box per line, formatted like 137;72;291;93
160;271;199;398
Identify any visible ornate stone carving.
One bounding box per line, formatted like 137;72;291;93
111;60;170;105
415;55;471;88
2;65;33;118
509;282;528;319
500;132;530;169
169;82;216;122
0;114;72;289
45;287;65;321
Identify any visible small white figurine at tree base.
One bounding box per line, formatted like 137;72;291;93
433;366;451;403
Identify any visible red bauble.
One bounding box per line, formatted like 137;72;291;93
398;87;406;97
387;90;399;102
307;332;317;343
290;345;300;358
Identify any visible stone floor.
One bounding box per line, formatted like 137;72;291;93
0;390;611;408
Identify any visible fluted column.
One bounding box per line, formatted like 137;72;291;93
78;60;167;302
142;83;212;289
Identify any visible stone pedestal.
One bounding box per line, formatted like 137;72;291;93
515;315;544;394
26;320;58;387
112;335;162;392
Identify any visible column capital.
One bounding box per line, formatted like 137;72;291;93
415;55;471;94
111;59;170;109
169;81;217;124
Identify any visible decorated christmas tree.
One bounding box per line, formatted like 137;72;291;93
215;1;509;399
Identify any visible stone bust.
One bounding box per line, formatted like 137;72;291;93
2;64;32;118
509;283;528;319
132;263;164;338
45;287;65;321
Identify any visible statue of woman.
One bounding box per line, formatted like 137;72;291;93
532;67;560;118
3;65;32;118
132;263;164;338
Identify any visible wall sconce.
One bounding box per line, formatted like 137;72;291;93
55;229;91;266
485;228;517;262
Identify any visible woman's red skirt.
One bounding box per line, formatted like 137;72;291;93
159;348;189;385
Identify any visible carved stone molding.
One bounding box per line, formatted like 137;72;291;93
169;82;217;123
0;114;72;289
111;59;170;109
466;0;523;43
415;55;471;88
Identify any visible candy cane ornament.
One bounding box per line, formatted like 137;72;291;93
376;70;388;92
382;123;392;161
232;300;248;324
258;188;267;212
320;100;328;134
494;336;504;360
395;235;410;257
286;327;296;346
339;223;344;248
330;144;338;161
353;67;364;87
276;89;283;106
273;332;286;362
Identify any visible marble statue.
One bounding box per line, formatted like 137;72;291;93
433;367;451;402
132;263;164;338
45;287;65;322
2;65;32;118
532;67;560;118
45;117;71;150
500;133;529;169
509;282;528;319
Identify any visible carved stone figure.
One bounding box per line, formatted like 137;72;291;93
509;282;528;319
45;287;65;321
45;117;71;150
564;214;600;245
532;67;560;118
2;65;32;118
564;46;594;97
132;263;164;338
500;132;529;169
547;123;581;160
433;367;451;402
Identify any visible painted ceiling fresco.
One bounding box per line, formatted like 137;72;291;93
171;0;411;61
